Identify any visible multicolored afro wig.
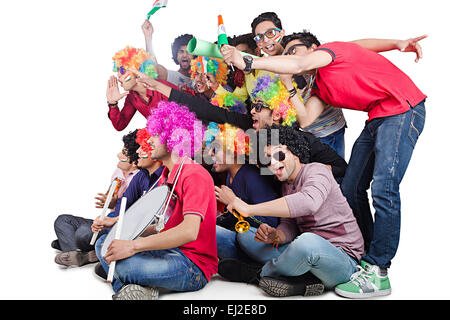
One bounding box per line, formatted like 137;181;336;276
204;123;250;157
190;56;229;86
146;101;205;158
250;72;297;126
112;46;158;79
135;128;154;156
211;90;247;115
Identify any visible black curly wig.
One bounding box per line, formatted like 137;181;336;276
258;124;311;164
122;129;140;165
171;34;194;65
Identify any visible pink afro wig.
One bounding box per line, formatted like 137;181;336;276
146;101;205;158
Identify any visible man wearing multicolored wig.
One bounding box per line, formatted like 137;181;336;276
95;101;217;300
190;56;230;102
106;46;179;131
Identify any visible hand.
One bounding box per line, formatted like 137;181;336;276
396;35;427;63
205;73;219;91
254;224;277;244
106;76;129;104
226;197;251;217
104;239;136;264
220;44;246;70
141;19;154;38
91;216;118;233
215;185;237;206
129;68;158;90
95;193;117;209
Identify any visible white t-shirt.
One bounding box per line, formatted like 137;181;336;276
166;69;192;89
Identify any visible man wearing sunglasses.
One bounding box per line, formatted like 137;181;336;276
224;124;363;297
220;33;427;298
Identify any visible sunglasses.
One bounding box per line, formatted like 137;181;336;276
251;101;270;112
282;43;308;56
260;150;286;167
253;28;281;43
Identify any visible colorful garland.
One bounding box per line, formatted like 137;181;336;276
146;101;205;158
190;56;229;86
112;46;158;79
250;73;297;126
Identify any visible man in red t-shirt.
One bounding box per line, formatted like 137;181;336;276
98;100;217;300
220;36;426;298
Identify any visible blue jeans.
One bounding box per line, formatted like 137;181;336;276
95;234;207;293
341;101;426;268
54;214;105;252
319;127;346;159
216;226;280;262
260;233;358;289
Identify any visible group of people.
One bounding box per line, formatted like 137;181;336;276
52;11;427;300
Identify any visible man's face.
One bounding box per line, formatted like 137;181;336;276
208;139;235;173
264;145;296;182
254;21;285;56
148;135;169;161
194;72;211;93
283;39;314;57
117;70;137;91
250;99;274;131
117;147;133;172
236;43;260;57
177;45;193;71
136;144;157;169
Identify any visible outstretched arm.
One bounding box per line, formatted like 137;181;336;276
142;19;169;80
351;35;427;62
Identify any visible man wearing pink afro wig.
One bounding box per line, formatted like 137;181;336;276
99;100;218;300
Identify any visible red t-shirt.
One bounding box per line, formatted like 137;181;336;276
108;79;179;131
158;158;218;280
312;42;426;122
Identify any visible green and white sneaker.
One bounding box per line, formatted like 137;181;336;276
335;261;391;299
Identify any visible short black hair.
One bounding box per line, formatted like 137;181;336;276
171;34;193;65
251;12;283;35
258;124;311;164
122;129;139;165
229;33;257;51
281;30;321;49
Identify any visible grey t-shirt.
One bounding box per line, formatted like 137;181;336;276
279;162;364;261
166;70;192;89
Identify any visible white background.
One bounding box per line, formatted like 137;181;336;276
0;0;449;300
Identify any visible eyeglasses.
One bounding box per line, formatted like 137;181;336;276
260;150;286;167
253;28;281;43
282;43;308;56
251;101;270;112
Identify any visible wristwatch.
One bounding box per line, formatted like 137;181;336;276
243;55;253;73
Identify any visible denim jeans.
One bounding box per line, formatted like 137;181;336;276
95;234;207;293
260;232;358;289
341;101;426;268
319;127;346;159
54;214;104;252
216;226;281;263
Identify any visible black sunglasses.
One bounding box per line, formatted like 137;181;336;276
260;150;286;167
282;43;308;56
251;101;270;112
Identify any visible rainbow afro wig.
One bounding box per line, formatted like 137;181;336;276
190;56;229;86
204;123;250;157
146;101;205;158
112;46;158;79
250;73;297;126
211;90;247;115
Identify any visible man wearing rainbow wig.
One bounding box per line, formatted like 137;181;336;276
95;101;217;300
106;46;179;131
190;56;230;101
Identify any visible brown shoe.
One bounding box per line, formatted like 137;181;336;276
55;250;98;267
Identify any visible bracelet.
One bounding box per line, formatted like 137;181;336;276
288;88;297;98
108;101;118;107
